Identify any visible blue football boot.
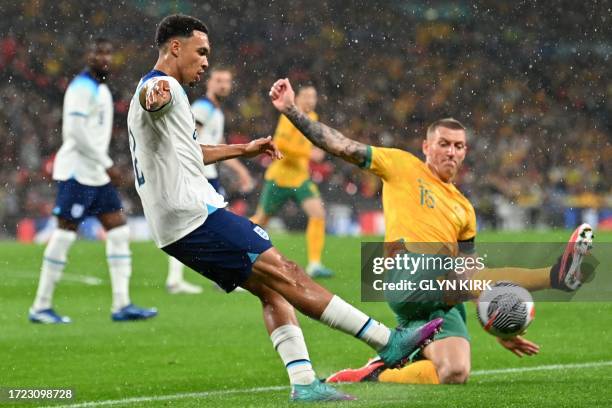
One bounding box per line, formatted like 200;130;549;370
29;308;71;324
111;304;158;322
290;379;355;402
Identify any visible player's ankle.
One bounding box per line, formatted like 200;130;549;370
306;262;322;272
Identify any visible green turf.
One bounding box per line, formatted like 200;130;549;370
1;231;611;407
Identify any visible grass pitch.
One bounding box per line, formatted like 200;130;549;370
1;230;611;407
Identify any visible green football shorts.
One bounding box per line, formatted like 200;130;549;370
390;302;470;342
385;251;470;342
260;179;320;215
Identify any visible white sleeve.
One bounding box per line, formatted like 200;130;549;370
191;99;214;125
141;77;175;117
64;85;114;169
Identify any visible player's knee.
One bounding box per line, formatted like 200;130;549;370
308;210;325;221
260;289;291;310
253;251;308;288
106;225;131;255
248;281;292;310
305;202;325;219
277;258;311;289
279;258;305;280
436;362;470;384
57;218;78;232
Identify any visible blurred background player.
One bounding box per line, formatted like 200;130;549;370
166;67;254;294
251;85;333;278
29;39;157;324
268;78;594;385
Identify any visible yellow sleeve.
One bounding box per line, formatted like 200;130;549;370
360;146;418;181
273;115;312;159
458;203;477;241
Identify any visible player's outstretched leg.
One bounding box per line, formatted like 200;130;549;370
242;279;355;402
550;223;594;291
248;248;443;369
29;228;76;324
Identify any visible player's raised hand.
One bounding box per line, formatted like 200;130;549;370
269;78;295;113
497;335;540;358
145;79;171;111
244;136;283;160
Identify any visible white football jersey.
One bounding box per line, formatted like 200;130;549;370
53;71;114;186
191;97;224;179
127;71;226;248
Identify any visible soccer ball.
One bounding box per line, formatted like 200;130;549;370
476;282;535;339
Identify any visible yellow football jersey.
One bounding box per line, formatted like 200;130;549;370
264;111;319;188
362;146;477;256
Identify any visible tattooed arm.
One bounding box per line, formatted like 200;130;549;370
269;78;368;167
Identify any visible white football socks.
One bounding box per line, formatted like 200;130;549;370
32;229;77;311
106;225;132;312
167;256;185;286
270;325;317;385
320;295;391;351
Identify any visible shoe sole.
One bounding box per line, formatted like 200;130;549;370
325;361;386;383
417;317;444;347
112;316;157;322
559;223;593;290
308;272;334;278
29;318;71;324
392;317;444;369
112;311;158;322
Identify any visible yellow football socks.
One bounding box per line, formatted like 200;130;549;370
378;360;440;384
306;217;325;264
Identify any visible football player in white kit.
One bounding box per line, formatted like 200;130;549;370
166;67;253;294
127;14;442;401
29;39;158;324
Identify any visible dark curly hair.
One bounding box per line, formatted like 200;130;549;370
155;14;209;48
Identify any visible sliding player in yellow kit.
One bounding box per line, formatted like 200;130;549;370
251;85;334;278
268;78;594;385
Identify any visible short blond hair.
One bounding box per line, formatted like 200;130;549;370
426;118;467;140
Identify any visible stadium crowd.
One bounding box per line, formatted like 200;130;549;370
0;0;609;237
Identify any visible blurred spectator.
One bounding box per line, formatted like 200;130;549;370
0;0;609;235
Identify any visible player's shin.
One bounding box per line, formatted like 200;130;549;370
32;229;77;311
106;225;132;312
320;295;391;350
271;325;317;385
166;256;184;286
306;217;325;266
